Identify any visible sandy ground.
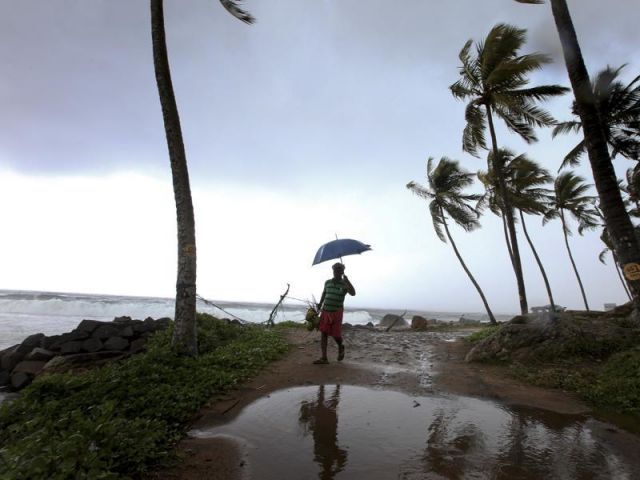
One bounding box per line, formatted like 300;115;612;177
151;326;593;479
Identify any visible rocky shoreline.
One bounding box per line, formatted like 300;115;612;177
0;316;171;391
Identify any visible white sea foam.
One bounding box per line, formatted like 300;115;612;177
0;289;503;350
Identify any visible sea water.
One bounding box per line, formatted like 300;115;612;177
0;289;501;350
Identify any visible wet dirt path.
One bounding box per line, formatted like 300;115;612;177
153;328;640;479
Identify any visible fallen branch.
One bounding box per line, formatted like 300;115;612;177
267;283;290;327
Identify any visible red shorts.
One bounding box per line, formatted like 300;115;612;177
319;309;343;338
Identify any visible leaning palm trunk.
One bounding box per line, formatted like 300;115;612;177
501;213;515;271
560;212;589;310
519;210;556;310
151;0;198;355
549;0;640;309
612;250;633;301
442;210;497;325
486;106;529;314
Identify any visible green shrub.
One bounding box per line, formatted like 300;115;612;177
465;325;500;343
274;320;306;329
0;314;288;479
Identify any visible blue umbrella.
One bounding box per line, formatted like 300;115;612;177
312;238;372;266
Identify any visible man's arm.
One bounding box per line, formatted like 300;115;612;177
343;275;356;296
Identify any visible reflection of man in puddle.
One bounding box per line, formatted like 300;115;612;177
299;385;348;480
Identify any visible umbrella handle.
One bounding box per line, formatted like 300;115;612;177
335;233;344;266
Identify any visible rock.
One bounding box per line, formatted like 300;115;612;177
113;316;133;324
156;317;172;329
379;314;408;328
42;335;61;350
411;316;428;330
60;341;84;354
13;360;47;375
132;320;154;334
44;351;126;373
49;331;90;350
11;372;33;390
92;325;121;340
342;322;353;330
129;338;147;354
1;348;24;372
82;338;104;353
104;337;129;351
118;326;133;338
26;348;55;362
366;322;374;328
76;319;110;334
21;333;45;349
0;371;9;386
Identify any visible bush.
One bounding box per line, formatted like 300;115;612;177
0;314;288;479
465;325;500;343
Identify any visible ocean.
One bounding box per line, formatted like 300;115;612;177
0;289;505;351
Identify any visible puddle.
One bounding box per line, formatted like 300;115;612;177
191;385;640;479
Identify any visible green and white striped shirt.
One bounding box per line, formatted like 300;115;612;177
322;279;349;312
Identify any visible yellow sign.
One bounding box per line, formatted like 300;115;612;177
623;263;640;281
183;244;196;257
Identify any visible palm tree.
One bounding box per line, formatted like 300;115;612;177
544;172;599;310
599;229;632;301
515;0;640;313
450;23;568;315
150;0;253;355
552;65;640;170
407;157;497;324
479;149;557;310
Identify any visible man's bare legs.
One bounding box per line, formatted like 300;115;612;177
314;333;344;363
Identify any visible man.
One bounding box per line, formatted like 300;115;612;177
314;262;355;364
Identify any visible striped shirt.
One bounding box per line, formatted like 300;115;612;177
322;279;349;312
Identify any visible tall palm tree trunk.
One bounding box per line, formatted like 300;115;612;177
560;212;589;310
151;0;198;355
612;250;633;301
519;210;556;310
502;213;516;271
549;0;640;310
442;211;497;324
486;105;529;314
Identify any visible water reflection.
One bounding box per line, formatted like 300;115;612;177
190;385;640;480
299;385;348;479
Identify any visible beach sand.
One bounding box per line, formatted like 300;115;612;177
152;326;597;479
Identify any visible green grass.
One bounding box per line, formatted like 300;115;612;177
0;314;288;479
510;346;640;415
273;320;306;329
465;325;500;343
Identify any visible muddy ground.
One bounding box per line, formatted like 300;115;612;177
150;326;612;479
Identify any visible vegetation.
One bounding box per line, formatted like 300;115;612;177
0;314;288;479
450;22;568;315
408;157;496;324
466;325;501;343
150;0;254;355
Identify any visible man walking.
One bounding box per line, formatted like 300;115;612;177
314;262;355;364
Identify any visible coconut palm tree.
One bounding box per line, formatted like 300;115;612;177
552;65;640;170
544;172;599;310
599;228;632;301
407;157;497;324
450;22;568;315
515;0;640;312
150;0;253;355
479;149;557;310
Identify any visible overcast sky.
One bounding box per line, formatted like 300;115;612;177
1;0;639;313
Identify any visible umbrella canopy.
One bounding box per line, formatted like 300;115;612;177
312;238;372;265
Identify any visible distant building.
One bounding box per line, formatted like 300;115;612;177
604;303;617;311
531;304;566;313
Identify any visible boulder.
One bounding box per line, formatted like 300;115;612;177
104;337;129;351
81;338;104;353
76;319;110;334
42;335;61;350
26;348;55;362
379;314;408;328
49;330;90;350
0;370;9;386
113;316;133;324
10;372;32;390
92;325;121;340
129;338;147;354
120;326;135;338
1;348;24;372
411;316;429;330
13;360;47;376
132;320;154;334
21;333;45;349
60;341;84;354
156;317;172;329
